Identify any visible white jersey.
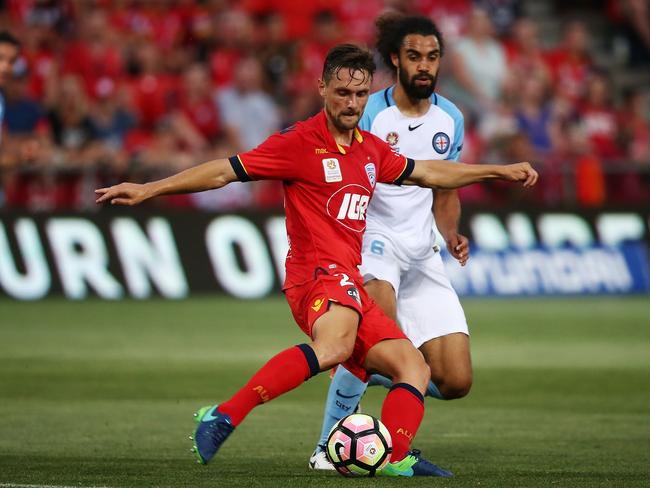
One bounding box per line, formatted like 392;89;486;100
360;86;464;259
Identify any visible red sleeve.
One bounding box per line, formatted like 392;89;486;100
229;127;302;181
370;133;415;185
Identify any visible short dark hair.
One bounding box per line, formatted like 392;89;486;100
322;43;376;83
0;31;20;49
376;14;445;69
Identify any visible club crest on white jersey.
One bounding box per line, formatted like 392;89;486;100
432;132;450;154
386;131;399;146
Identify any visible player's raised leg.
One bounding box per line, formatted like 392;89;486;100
308;274;399;469
193;303;359;465
363;338;453;477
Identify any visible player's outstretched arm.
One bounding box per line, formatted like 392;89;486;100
95;158;238;206
404;160;538;190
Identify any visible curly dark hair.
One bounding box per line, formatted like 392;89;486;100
0;30;20;48
322;43;376;84
375;14;445;70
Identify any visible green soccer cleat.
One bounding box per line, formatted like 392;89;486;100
379;449;453;477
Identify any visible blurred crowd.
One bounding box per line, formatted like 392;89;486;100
0;0;649;211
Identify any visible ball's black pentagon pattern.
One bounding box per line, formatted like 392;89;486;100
325;414;392;477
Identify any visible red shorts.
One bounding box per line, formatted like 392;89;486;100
284;272;407;380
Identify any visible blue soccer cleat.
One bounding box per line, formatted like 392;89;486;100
379;449;453;477
190;405;235;465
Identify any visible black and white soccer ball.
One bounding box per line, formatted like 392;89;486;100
326;413;392;476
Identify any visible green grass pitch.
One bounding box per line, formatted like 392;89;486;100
1;296;649;487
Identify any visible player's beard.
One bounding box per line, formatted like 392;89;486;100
329;107;360;131
400;67;437;100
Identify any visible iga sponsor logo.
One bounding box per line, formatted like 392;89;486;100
326;184;371;232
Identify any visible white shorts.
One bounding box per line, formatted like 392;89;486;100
360;233;469;348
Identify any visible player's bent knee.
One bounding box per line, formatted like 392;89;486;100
312;339;355;369
436;373;473;400
392;350;430;392
329;342;355;366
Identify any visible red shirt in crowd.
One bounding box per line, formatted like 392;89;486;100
61;41;124;98
229;110;414;289
545;49;592;103
179;93;221;140
127;74;181;129
243;0;342;40
578;102;621;159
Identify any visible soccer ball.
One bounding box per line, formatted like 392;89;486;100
326;413;392;477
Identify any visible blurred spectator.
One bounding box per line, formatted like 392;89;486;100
504;18;550;86
338;0;384;44
61;8;124;98
88;76;136;153
612;88;650;202
544;20;594;106
20;23;58;100
477;94;518;152
514;75;559;158
209;10;254;87
577;72;621;160
456;110;491;204
108;0;186;50
475;0;523;37
132;120;196;174
7;0;70;31
620;88;650;163
244;0;342;40
206;56;282;210
47;74;96;163
216;57;280;153
417;0;472;43
445;7;508;116
125;41;180;130
171;63;221;151
296;10;344;82
255;11;293;101
608;0;650;66
4;60;47;136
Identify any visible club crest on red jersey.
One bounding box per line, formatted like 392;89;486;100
326;184;371;232
364;163;376;188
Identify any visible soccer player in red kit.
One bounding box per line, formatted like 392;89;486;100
96;44;537;477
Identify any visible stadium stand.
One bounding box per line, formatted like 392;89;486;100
0;0;648;211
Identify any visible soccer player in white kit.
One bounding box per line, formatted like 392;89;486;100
310;15;471;471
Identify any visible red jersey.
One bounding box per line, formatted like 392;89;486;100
229;110;414;289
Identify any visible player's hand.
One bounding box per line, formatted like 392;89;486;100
446;233;470;266
500;162;538;187
95;182;152;206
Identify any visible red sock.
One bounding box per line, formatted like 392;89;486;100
381;383;425;462
218;344;319;425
